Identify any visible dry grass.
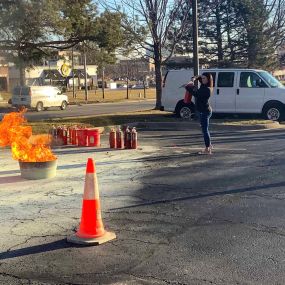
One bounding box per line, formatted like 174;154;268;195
27;109;277;135
29;110;173;134
29;121;94;135
66;88;156;103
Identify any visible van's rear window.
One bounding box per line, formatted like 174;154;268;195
21;87;30;95
13;87;21;95
13;87;30;95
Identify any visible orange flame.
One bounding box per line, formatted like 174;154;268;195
0;110;56;162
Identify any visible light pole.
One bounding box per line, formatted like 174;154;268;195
72;46;75;98
192;0;199;119
126;63;129;99
102;66;105;100
83;42;88;102
192;0;199;77
48;60;52;85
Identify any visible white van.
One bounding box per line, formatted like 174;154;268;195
12;86;69;112
162;68;285;121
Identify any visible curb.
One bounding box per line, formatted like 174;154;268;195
123;121;284;132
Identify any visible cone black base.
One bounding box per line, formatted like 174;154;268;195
67;231;116;246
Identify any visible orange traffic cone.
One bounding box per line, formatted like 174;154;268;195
67;158;116;245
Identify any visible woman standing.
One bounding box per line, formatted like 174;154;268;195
185;73;214;155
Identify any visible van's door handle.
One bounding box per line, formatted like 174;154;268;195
237;88;240;95
217;89;219;95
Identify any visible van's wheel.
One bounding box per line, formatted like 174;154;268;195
60;100;68;110
175;100;195;119
263;104;284;121
36;102;43;112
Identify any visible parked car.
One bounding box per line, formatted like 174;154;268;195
11;85;69;112
162;68;285;121
131;84;149;89
97;81;108;88
117;83;127;89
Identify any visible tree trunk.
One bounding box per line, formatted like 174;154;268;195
154;50;162;110
225;3;235;61
215;8;223;64
19;60;26;86
247;30;258;68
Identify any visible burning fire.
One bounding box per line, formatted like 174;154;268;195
0;110;56;162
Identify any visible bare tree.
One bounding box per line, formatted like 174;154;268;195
102;0;190;109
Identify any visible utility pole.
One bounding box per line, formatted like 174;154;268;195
192;0;199;119
143;78;146;99
72;46;75;99
192;0;199;77
83;43;88;102
102;66;105;100
48;60;52;85
126;63;129;99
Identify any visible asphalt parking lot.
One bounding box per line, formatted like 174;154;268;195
0;124;285;285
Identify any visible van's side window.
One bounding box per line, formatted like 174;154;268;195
203;72;216;87
240;72;267;88
217;72;234;87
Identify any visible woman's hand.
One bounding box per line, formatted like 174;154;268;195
186;81;194;86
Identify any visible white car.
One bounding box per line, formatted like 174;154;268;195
12;85;69;112
131;84;149;89
162;68;285;121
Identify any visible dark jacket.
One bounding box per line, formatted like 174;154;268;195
185;84;211;113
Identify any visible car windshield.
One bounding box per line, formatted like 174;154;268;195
258;71;285;88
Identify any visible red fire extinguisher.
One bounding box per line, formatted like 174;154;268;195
131;127;138;149
109;128;117;148
57;126;64;145
62;125;68;145
123;126;128;147
116;127;124;149
124;126;132;149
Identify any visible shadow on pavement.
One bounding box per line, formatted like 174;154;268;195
0;239;84;260
111;181;285;211
58;158;146;170
0;170;20;175
0;175;23;184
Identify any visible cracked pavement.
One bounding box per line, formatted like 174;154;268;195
0;126;285;284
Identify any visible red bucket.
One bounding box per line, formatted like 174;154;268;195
87;129;100;147
70;128;78;145
67;127;72;144
77;129;88;146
